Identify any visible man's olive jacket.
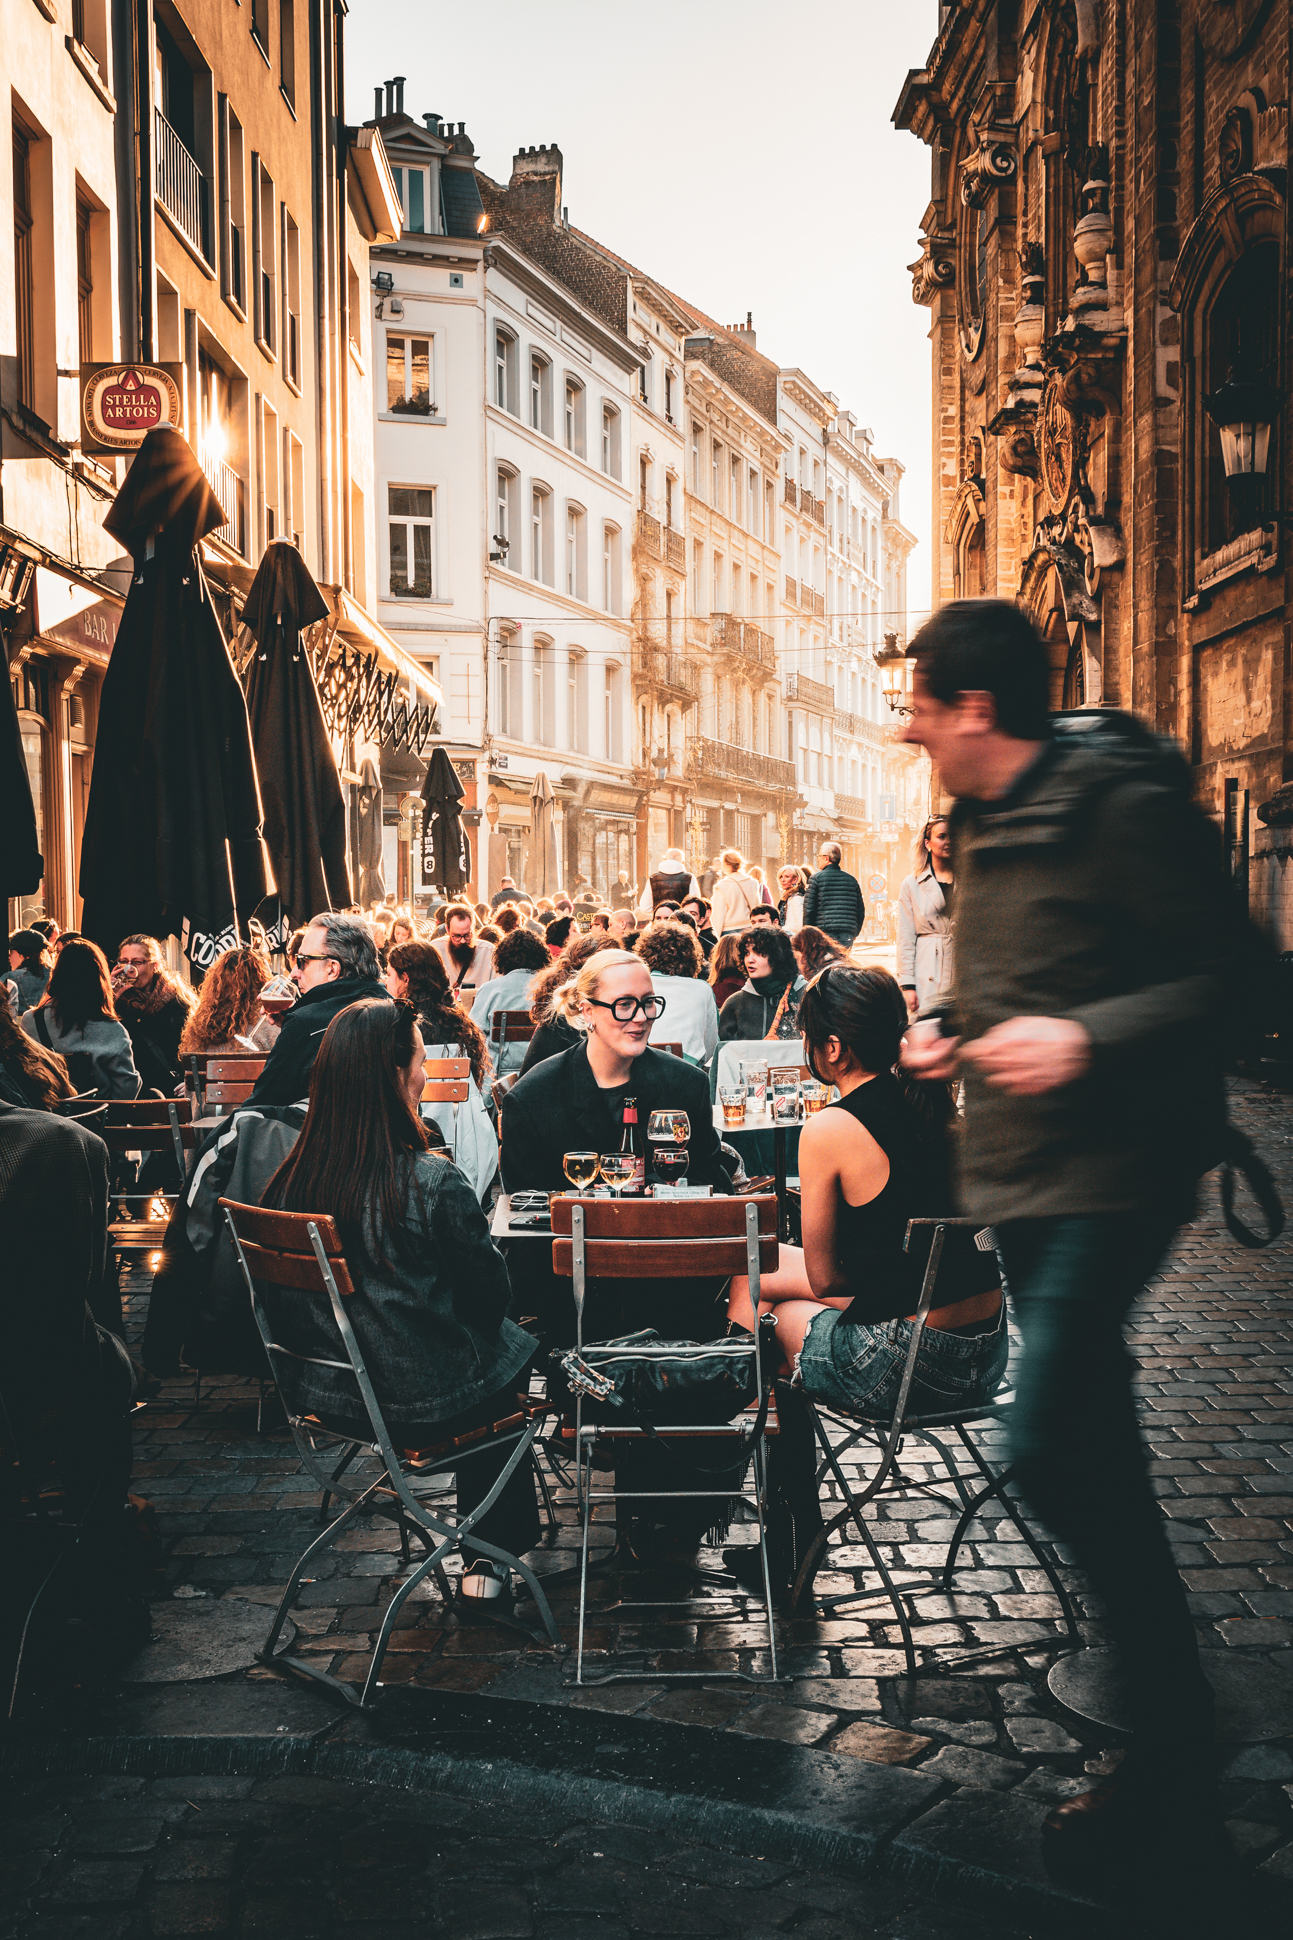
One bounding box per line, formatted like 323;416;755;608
947;712;1249;1224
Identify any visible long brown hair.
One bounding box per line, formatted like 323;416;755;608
387;941;491;1088
707;932;744;989
118;934;196;1011
792;924;848;980
0;1001;73;1107
180;946;270;1054
264;998;435;1268
45;940;117;1033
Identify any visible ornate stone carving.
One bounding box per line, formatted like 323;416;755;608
960;136;1017;207
1038;373;1082;508
908;230;956;307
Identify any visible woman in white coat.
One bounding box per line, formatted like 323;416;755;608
708;850;762;939
897;816;955;1018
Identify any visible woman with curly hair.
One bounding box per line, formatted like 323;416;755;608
518;930;608;1074
0;998;74;1110
385;942;491;1091
792;924;849;983
385;942;496;1201
179;946;280;1058
635;921;718;1064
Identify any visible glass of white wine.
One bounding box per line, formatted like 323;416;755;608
598;1152;636;1199
563;1150;601;1192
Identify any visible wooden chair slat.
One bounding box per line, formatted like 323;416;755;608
549;1194;776;1238
423;1057;469;1078
233;1237;356;1294
657;1042;685;1058
218;1200;345;1254
104;1099;194;1124
421;1080;470;1103
205;1059;266;1081
204;1082;257;1105
551;1233;778;1278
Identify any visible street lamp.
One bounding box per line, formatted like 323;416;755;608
1203;367;1279;480
873;632;911;715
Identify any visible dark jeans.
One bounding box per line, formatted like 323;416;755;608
389;1382;541;1563
994;1202;1211;1764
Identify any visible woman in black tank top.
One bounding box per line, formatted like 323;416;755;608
722;966;1007;1592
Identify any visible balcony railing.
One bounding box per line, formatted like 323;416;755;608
665;528;686;569
632;645;699;703
811;588;826;618
635;509;661;556
783;476;797;507
202;451;244;555
695;737;797;792
785;671;835;712
710;614;777;672
805;491;826;527
784;575;797;605
155;109;210;262
835;793;869;826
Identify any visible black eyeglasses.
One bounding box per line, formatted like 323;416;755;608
294;952;338;967
585;993;667;1023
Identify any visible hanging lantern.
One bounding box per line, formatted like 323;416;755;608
1203;368;1280;479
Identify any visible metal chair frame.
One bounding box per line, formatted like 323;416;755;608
558;1194;782;1688
221;1197;561;1708
104;1099;198;1252
787;1217;1081;1677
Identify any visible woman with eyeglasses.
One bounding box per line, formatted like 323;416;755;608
500;949;733;1345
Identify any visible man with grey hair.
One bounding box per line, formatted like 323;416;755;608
244;912;387;1108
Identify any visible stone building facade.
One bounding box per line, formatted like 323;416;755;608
895;0;1293;939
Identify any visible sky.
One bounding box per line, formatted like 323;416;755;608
345;0;941;622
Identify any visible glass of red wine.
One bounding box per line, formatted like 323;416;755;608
647;1109;690;1188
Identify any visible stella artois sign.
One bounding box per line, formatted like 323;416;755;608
81;362;183;456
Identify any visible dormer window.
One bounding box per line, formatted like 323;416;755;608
391;165;435;234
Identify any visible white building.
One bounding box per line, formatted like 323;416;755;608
368;114;639;899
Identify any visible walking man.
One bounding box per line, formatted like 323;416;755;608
801;842;864;950
900;599;1240;1875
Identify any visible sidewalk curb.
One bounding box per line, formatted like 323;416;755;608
8;1676;1280;1935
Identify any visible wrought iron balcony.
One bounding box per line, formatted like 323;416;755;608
635;509;661;557
155;109;210;262
835;793;869;826
785;671;835;712
784;575;797;605
201;451;244;555
694;737;797;792
710;614;777;673
665;528;686;569
783;476;798;507
632;645;699;704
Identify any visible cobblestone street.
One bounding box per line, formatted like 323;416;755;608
8;1081;1292;1936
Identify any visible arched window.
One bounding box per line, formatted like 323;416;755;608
1203;243;1279;554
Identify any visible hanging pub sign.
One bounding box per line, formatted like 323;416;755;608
80;362;184;456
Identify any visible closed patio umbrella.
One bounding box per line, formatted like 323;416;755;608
1;635;42;899
79;427;267;964
420;746;468;896
241;540;350;943
530;770;557;898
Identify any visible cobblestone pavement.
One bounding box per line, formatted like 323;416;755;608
85;1077;1293;1896
0;1771;1050;1940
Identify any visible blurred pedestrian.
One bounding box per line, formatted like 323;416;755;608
637;846;700;918
776;864;808;933
709;850;761;938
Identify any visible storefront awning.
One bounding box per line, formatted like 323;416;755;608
303;586;443;754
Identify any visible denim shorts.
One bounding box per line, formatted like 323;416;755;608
797;1301;1009;1421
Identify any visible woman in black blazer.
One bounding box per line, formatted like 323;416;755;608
500;949;732;1344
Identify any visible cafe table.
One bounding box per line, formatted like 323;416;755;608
710;1101;802;1243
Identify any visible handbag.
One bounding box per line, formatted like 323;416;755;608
549;1319;776;1428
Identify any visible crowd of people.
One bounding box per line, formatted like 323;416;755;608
4;591;1247;1882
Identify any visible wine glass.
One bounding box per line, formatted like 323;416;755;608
647;1109;690;1187
598;1152;636;1199
563;1150;600;1192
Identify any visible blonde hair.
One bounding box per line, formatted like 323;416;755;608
554;949;643;1030
720;849;744;874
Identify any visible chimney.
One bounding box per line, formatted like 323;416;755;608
423;112;441;135
508;142;564;222
383;80;394;116
732;312;756;349
393;76;406;115
374;85;384;119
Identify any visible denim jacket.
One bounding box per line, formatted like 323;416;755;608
262;1149;534;1432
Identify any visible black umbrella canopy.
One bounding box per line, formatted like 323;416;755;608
1;636;42;898
79;427;268;962
241;541;350;935
420;746;467;896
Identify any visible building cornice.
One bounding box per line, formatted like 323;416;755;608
485;238;642;374
779;370;835;426
684;361;787;450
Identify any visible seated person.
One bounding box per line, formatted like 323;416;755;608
0;999;74;1111
178;944;281;1063
501;948;732;1346
724;965;1006;1589
261;998;538;1615
518;931;607;1074
717;926;805;1042
246;914;387;1109
469;927;550;1077
22;939;140;1099
635;921;719;1065
385;941;495;1202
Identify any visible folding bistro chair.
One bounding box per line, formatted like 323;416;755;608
489;1010;535;1077
550;1193;781;1687
201;1058;266;1112
220;1198;561;1708
786;1217;1081;1678
103;1099;199;1256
